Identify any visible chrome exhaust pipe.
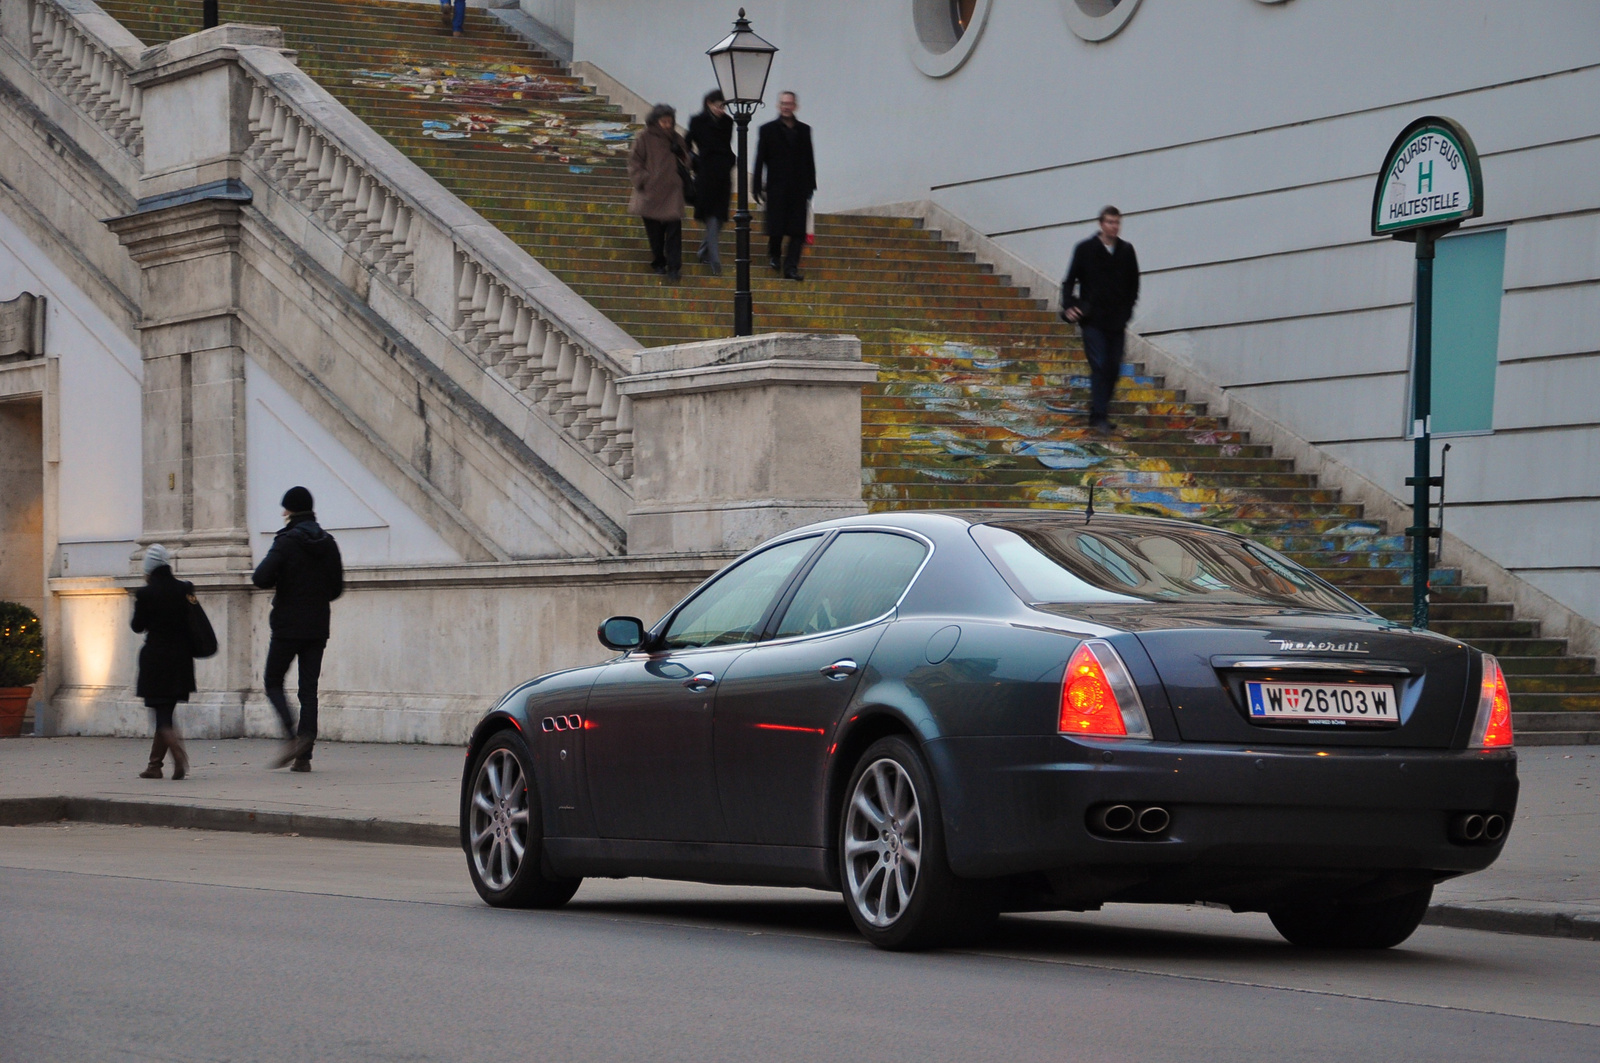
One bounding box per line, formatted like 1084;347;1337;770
1136;806;1170;835
1092;804;1136;834
1454;813;1486;842
1483;814;1506;842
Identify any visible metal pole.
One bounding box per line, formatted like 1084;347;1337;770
1410;230;1436;629
203;1;218;29
733;111;753;336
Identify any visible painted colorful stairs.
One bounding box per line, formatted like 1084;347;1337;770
94;0;1599;743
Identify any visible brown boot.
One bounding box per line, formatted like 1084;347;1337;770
139;733;166;779
161;728;189;780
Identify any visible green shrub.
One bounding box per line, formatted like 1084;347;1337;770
0;602;44;687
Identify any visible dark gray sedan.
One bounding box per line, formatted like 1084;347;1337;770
459;511;1517;950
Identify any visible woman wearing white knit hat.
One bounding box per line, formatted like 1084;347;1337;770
129;544;195;779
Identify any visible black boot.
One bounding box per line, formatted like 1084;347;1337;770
139;734;166;779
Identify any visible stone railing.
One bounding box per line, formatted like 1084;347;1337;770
15;0;638;486
24;0;143;153
237;48;637;480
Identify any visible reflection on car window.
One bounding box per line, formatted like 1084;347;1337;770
775;532;928;638
972;522;1360;612
662;537;818;649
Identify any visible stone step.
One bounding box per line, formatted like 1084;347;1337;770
1497;656;1598;676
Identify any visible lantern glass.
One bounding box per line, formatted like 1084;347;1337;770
707;15;777;106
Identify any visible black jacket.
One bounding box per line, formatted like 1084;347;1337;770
252;514;344;641
131;566;196;703
687;109;734;222
752;117;816;213
1061;236;1141;330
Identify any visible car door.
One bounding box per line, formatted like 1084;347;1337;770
583;535;822;842
714;530;932;847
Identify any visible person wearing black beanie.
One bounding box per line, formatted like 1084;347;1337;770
252;486;344;771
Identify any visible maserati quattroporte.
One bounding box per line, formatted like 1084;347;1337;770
460;511;1516;950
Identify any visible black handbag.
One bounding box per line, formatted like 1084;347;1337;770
184;591;218;659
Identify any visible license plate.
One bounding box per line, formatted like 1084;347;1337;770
1244;681;1398;726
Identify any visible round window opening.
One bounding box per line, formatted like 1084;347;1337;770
1063;0;1144;42
908;0;992;77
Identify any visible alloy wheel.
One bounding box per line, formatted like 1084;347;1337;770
469;748;530;891
844;757;923;927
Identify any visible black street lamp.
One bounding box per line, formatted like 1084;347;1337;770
202;1;218;29
707;9;777;337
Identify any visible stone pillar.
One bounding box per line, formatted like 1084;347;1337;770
617;333;877;554
99;27;286;736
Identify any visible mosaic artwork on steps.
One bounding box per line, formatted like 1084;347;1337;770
865;335;1398;549
352;59;632;167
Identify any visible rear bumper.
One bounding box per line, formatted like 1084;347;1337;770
928;735;1518;905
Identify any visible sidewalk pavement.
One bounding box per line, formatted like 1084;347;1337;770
1;737;1595;940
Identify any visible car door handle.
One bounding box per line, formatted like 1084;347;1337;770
821;659;859;680
683;672;717;691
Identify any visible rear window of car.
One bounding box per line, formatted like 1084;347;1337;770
971;522;1362;612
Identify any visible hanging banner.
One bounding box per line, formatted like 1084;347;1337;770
1372;116;1483;237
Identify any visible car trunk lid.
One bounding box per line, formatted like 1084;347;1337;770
1039;604;1474;748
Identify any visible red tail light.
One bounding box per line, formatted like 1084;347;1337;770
1059;640;1152;739
1470;654;1514;749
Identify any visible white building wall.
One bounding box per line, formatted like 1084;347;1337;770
574;0;1600;622
245;362;462;568
0;206;142;578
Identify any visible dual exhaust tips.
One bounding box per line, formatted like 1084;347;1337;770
1090;803;1170;837
1451;811;1508;844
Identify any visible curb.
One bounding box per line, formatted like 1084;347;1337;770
1424;902;1600;942
0;796;457;849
5;797;1596;942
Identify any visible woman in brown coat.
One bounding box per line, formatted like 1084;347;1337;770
628;103;689;282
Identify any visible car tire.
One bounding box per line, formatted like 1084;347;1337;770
838;736;998;951
464;730;582;909
1268;885;1433;949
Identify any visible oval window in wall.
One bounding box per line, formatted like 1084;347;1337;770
908;0;993;77
1063;0;1145;42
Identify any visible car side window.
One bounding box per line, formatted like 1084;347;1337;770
774;532;928;639
661;537;819;650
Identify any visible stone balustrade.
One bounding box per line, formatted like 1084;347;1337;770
24;0;143;153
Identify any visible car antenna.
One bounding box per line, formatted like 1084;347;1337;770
1084;478;1097;523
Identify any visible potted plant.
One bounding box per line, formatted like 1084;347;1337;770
0;601;43;737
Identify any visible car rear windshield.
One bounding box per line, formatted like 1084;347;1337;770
971;521;1362;612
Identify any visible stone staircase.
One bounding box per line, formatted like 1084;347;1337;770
93;0;1598;744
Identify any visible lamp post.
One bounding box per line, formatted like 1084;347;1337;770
707;9;777;337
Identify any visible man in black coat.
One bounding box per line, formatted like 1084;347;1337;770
687;89;734;275
253;486;344;771
752;91;816;281
1061;206;1141;434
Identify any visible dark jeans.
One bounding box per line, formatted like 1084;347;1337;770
643;218;683;275
440;0;465;32
767;232;804;275
697;215;723;269
264;637;327;753
1080;324;1126;425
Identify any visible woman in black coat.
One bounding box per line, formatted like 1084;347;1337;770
130;544;193;779
686;89;734;274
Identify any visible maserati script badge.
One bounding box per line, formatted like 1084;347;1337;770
1269;640;1369;654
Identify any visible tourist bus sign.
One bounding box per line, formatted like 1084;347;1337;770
1372;116;1484;633
1372;116;1483;237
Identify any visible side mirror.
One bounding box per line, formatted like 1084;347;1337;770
598;616;647;652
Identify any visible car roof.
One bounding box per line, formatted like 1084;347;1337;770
804;508;1248;541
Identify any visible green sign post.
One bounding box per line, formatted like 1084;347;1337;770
1372;116;1484;630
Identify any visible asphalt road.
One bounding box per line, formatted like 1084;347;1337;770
1;825;1597;1063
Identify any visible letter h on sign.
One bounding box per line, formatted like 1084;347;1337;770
1417;161;1433;194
